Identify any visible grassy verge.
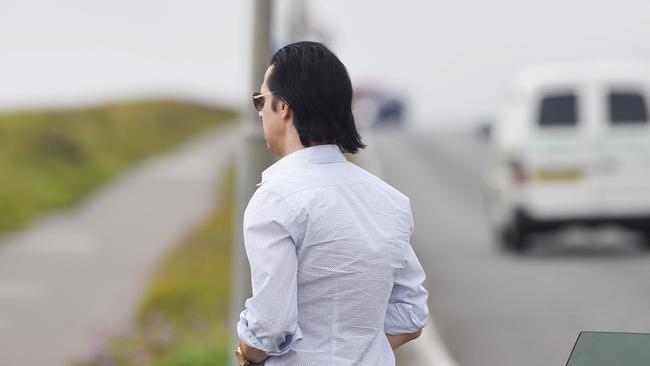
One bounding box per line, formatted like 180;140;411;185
73;165;235;366
0;99;236;236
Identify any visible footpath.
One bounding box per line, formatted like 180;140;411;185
0;124;240;365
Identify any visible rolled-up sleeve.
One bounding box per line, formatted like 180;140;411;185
237;190;304;356
384;243;429;335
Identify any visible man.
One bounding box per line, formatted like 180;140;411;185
236;41;428;366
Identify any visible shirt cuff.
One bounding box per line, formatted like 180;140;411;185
384;302;428;335
237;309;303;356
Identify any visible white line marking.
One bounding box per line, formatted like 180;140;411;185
413;322;458;366
361;129;458;366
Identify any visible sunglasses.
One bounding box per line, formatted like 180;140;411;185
252;91;272;112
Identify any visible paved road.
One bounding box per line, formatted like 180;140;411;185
0;124;239;366
372;127;650;366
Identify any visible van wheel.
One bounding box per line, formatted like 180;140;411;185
500;225;529;252
499;216;533;253
639;224;650;250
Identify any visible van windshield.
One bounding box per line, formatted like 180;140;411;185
609;92;648;125
538;94;577;128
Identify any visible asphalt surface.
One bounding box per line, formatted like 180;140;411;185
372;127;650;366
0;124;239;366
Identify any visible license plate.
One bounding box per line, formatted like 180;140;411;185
534;169;583;182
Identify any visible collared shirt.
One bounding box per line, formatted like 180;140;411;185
237;144;429;366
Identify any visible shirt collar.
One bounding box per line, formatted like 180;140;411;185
257;144;346;186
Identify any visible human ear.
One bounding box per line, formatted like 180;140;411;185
281;102;292;121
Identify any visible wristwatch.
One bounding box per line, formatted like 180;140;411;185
236;345;252;366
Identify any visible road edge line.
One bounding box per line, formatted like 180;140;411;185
356;129;459;366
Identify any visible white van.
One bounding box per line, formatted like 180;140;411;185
486;61;650;251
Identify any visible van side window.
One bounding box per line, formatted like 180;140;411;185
539;94;577;127
608;92;648;125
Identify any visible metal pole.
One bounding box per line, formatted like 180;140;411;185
230;1;274;365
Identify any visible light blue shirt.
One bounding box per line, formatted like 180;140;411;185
237;144;429;366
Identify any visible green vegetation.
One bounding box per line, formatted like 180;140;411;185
73;166;235;366
0;99;236;236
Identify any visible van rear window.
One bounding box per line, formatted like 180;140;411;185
539;94;577;127
609;92;648;125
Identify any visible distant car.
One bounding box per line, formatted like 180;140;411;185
485;61;650;251
353;88;405;128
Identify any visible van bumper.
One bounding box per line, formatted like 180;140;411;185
517;206;650;230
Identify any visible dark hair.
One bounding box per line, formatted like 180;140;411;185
267;41;365;154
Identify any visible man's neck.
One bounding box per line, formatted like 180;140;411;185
277;139;306;157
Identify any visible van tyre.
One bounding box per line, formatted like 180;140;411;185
500;224;531;253
499;211;535;253
639;224;650;250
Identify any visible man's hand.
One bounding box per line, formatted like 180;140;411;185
386;329;422;350
240;342;268;364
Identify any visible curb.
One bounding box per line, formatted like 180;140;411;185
356;129;459;366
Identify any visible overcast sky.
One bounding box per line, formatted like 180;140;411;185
2;0;650;127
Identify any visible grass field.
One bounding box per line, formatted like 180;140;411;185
0;99;236;236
